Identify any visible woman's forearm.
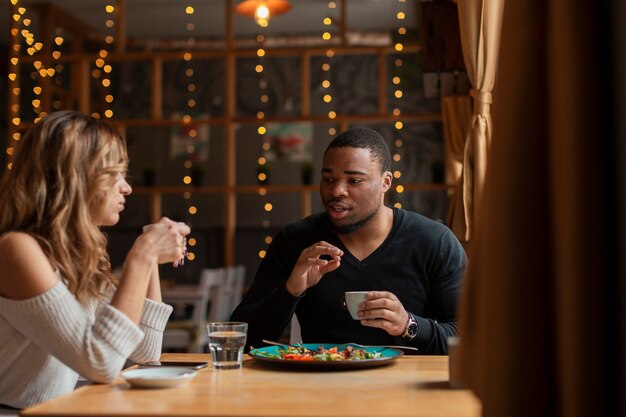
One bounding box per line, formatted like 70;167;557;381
146;264;162;302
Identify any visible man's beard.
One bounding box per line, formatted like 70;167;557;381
330;207;378;235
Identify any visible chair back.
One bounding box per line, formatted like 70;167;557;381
207;265;246;322
162;267;225;352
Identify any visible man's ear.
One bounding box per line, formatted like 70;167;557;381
382;171;393;192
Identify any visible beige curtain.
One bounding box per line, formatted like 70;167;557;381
442;96;471;189
448;0;504;242
442;96;471;229
458;1;614;416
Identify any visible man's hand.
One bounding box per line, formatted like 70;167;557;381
284;241;343;297
357;291;409;336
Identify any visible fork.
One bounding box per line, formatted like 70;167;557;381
341;342;418;352
261;339;303;349
261;339;418;352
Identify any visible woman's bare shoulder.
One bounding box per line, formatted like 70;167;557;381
0;231;46;258
0;232;58;299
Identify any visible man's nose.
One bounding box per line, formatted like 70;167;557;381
329;181;348;197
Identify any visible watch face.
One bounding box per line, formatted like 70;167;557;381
404;317;419;339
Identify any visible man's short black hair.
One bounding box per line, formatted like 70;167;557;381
324;127;391;173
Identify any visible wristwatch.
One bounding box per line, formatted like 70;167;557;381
402;313;419;340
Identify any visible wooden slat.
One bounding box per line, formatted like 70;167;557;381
224;0;236;267
150;192;162;224
300;190;312;219
77;58;90;114
100;112;442;127
115;0;127;53
151;57;163;119
340;0;347;47
300;51;311;117
378;49;388;115
16;44;423;64
130;183;451;196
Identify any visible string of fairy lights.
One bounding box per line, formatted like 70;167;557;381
7;0;22;170
50;27;65;114
180;3;199;263
392;0;407;208
94;4;115;119
322;1;337;138
6;1;416;261
7;0;54;168
255;32;274;260
7;0;116;172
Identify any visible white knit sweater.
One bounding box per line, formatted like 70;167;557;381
0;276;173;409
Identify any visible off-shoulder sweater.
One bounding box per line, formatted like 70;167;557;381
0;276;173;409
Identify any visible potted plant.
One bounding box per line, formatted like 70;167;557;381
301;161;314;185
142;166;157;187
431;160;445;183
191;164;206;186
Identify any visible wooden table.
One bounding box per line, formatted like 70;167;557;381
21;353;481;417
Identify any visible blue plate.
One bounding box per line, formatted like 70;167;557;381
249;343;403;370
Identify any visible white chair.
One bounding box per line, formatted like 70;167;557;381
162;268;224;352
289;314;302;344
207;265;246;323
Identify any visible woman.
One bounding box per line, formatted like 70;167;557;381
0;111;189;409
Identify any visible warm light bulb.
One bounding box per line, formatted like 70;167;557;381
255;2;270;27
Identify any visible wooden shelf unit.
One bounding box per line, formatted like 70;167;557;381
9;0;439;266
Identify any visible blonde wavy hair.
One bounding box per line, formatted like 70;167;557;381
0;110;129;302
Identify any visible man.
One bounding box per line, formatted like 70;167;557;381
231;127;466;354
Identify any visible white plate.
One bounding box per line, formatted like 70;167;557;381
121;367;198;389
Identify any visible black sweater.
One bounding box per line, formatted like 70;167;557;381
231;208;467;354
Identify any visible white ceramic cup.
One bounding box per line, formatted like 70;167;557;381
344;291;369;320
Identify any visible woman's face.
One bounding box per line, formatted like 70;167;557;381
97;172;132;226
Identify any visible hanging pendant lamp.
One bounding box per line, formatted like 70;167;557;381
235;0;292;27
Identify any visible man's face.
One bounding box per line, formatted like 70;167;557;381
320;146;392;234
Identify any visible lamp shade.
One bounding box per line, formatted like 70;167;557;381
235;0;292;18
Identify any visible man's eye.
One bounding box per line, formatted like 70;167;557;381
349;179;363;184
323;178;335;183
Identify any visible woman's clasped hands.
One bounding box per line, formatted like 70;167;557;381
140;217;191;268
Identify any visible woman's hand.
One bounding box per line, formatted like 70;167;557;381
114;218;191;322
136;217;190;266
284;241;343;297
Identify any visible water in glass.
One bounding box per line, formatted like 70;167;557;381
208;322;247;370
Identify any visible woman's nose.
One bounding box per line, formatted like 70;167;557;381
120;178;132;195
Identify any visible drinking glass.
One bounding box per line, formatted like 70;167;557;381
207;322;248;370
447;336;461;388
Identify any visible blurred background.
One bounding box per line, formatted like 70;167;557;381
0;0;467;287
